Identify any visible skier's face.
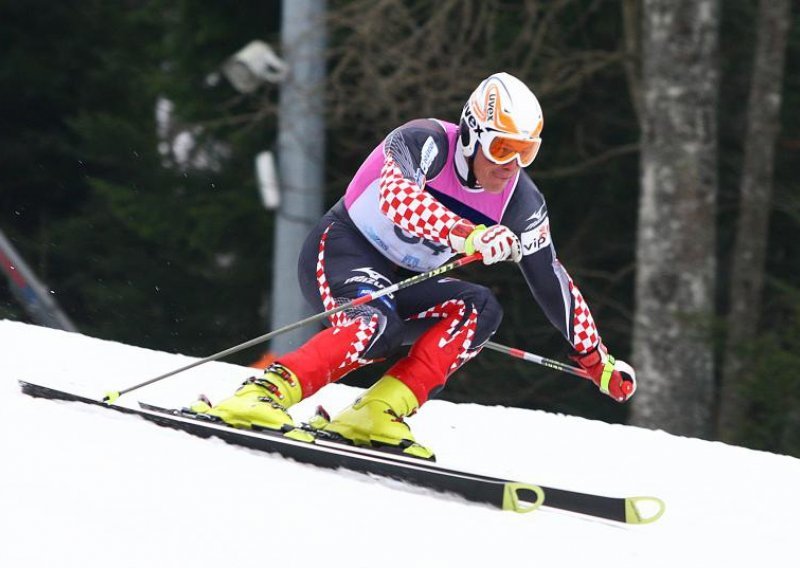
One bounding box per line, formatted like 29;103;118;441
473;149;519;194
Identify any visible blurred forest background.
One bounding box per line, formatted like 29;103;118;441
1;1;798;457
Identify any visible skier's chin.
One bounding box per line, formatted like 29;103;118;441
482;178;509;194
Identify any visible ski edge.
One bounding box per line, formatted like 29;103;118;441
18;380;664;523
137;401;546;515
18;380;541;513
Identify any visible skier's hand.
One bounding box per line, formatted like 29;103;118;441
570;342;636;402
449;220;521;265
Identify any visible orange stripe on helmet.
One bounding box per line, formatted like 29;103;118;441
532;117;543;138
471;98;487;121
487;86;520;135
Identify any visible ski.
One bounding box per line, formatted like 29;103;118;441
19;380;664;524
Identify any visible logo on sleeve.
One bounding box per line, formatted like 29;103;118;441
521;217;552;255
414;136;439;186
524;204;547;231
420;136;439;174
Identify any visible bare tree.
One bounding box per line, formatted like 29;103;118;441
324;0;629;184
630;0;720;437
717;0;792;442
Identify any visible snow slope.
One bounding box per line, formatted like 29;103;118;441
1;319;797;567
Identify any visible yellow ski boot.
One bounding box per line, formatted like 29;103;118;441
314;376;435;460
195;363;303;432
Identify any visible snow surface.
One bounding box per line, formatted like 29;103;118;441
2;319;798;567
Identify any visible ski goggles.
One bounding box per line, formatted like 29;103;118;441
482;133;541;167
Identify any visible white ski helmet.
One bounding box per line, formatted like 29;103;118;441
458;72;543;167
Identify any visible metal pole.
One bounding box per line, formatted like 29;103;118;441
483;341;591;380
270;0;327;356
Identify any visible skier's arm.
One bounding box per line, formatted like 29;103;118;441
378;129;462;247
519;240;636;401
378;126;520;264
378;144;459;248
517;235;599;353
509;178;636;401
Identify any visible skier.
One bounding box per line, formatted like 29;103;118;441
195;72;636;459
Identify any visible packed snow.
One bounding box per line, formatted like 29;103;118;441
1;319;797;567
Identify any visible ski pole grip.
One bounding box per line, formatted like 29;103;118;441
502;482;545;513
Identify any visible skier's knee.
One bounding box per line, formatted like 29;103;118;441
472;288;503;344
362;310;405;359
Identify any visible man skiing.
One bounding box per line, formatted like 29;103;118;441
195;72;636;459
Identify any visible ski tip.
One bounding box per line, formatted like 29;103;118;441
503;482;545;514
102;391;121;405
624;496;666;524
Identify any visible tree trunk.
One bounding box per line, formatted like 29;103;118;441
717;0;792;442
630;0;720;437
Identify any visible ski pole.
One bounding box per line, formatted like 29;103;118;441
483;341;591;380
103;252;482;403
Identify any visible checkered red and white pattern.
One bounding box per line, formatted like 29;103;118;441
451;306;479;372
569;278;599;353
336;313;380;371
388;297;480;404
410;299;479;374
315;224;380;370
409;299;464;321
378;158;460;247
316;226;337;315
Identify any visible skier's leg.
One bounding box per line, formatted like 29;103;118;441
321;277;502;458
389;276;503;404
202;217;407;430
280;220;408;397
